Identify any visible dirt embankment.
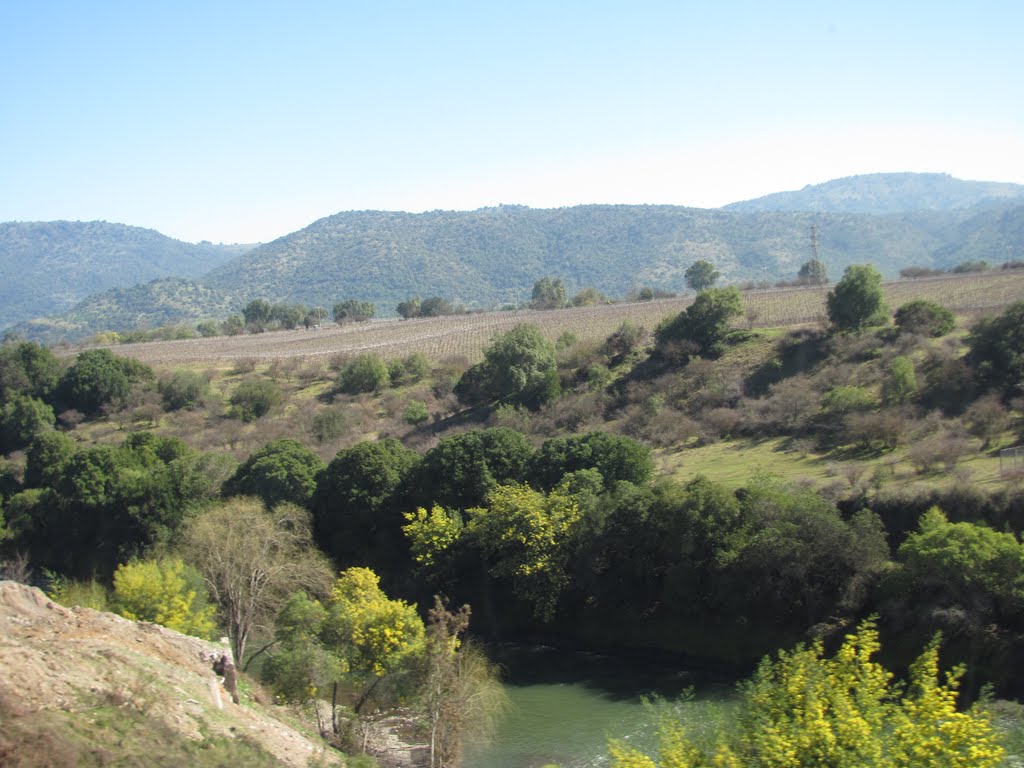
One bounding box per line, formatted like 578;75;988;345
0;581;342;766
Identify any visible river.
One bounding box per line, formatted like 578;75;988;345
462;645;736;768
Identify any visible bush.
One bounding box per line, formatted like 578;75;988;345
894;299;956;337
403;400;430;425
310;407;352;444
337;353;390;394
229;379;282;421
158;370;209;411
655;286;743;359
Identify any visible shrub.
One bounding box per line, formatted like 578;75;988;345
337;353;390;394
229;379;282;421
403;400;430;425
158;370;209;411
894;299;956;337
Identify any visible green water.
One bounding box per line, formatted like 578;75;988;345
460;646;1024;767
462;646;735;768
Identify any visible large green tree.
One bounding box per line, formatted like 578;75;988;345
58;348;153;415
456;324;559;408
412;428;534;510
826;264;887;332
529;431;653;491
223;438;325;509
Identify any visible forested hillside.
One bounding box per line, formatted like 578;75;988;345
11;278;239;345
7;175;1024;343
0;221;250;329
201;203;1014;312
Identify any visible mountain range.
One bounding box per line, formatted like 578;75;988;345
5;173;1024;342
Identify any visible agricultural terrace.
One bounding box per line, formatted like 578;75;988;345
86;270;1024;367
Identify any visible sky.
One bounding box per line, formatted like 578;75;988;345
2;1;1022;244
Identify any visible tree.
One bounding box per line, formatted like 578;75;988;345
467;484;582;619
421;296;457;317
420;598;506;768
333;299;375;325
223;438;325;509
337;353;390;394
826;264;887;332
529;431;653;492
242;298;274;330
609;620;1004;768
111;557;217;638
966;300;1024;396
183;498;333;668
265;568;425;735
0;393;55;452
655;286;743;358
456;324;559;409
59;349;153;415
531;276;567;310
270;302;306;330
797;258;828;285
312;438;421;572
894;299;955;337
883;355;918;405
413;427;534;509
0;341;61;402
684;259;719;292
571;287;607;307
397;296;422;319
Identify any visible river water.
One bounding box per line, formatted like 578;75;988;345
462;645;736;768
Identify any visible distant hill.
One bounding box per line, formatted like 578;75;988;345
722;173;1024;214
10;278;238;345
0;221;252;329
200;203;993;312
11;174;1024;343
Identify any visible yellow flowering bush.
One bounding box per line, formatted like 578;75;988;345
610;620;1004;768
111;557;217;639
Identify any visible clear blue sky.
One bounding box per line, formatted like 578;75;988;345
2;1;1022;243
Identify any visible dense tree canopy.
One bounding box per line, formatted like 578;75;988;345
312;438;421;573
223;438;325;509
529;431;653;491
413;428;534;510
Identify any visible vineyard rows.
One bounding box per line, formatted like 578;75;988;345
99;270;1024;368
